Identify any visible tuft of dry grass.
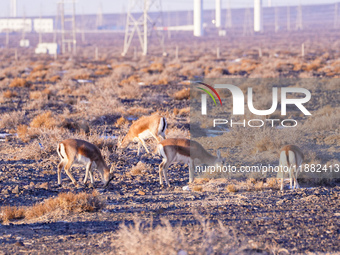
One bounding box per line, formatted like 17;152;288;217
130;162;148;176
29;91;44;100
173;88;190;100
9;77;30;88
0;191;104;223
266;178;281;190
30;111;57;129
0;206;25;223
2;90;17;98
115;116;128;127
226;184;238;193
192;185;203;192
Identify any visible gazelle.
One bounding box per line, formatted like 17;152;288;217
118;114;167;156
57;139;113;187
279;145;304;191
157;138;225;187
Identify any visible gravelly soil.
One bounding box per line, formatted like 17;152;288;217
0;152;339;254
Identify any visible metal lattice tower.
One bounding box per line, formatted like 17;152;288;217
96;2;103;29
243;7;253;36
122;0;164;56
56;0;77;55
226;0;232;28
334;3;339;29
296;3;303;30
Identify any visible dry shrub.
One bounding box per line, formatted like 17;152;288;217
226;184;237;192
0;110;25;130
73;72;92;80
118;82;140;99
0;191;104;223
194;178;210;184
29;91;44;100
111;64;135;80
267;178;281;190
252;136;274;154
32;64;47;72
49;75;61;83
192;185;203;192
254;181;264;191
153;77;169;85
2;90;17;98
17;124;30;142
30;111;57;129
9;77;30;88
149;62;164;72
304;58;323;72
130;162;148;176
113;218;256;255
179;108;190;116
173;88;190;100
115;116;128;127
173;108;179;115
0;206;25;223
119;75;140;86
127;107;150;116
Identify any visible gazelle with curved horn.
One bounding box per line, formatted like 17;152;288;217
57;139;114;187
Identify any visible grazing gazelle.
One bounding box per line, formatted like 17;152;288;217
57;139;113;187
157;138;224;187
118;114;167;156
279;144;304;191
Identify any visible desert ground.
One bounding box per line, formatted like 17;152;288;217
0;28;339;254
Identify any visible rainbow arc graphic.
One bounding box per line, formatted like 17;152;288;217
197;82;222;106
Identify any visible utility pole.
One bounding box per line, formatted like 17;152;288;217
122;0;164;56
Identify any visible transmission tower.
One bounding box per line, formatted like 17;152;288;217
275;6;279;32
296;2;303;30
56;0;77;55
243;7;253;36
287;5;290;31
96;2;103;29
226;0;232;28
122;0;164;56
334;3;339;29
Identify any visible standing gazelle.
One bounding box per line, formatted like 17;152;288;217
157;138;225;187
279;145;304;191
57;139;113;187
118;114;167;156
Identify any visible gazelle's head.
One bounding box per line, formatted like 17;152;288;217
215;149;226;167
102;165;115;187
117;133;130;152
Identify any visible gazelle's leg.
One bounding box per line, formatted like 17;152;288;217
189;159;195;183
57;161;65;185
64;161;77;185
159;161;165;185
89;166;94;184
138;138;150;154
162;161;171;187
150;131;161;143
83;162;92;184
289;168;293;189
280;177;284;191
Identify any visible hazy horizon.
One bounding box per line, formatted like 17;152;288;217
0;0;338;18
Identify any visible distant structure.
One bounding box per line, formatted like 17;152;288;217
0;19;31;32
296;3;303;30
215;0;221;28
96;2;103;29
226;0;232;28
10;0;17;17
254;0;263;32
122;0;164;56
56;0;77;54
243;7;253;35
194;0;203;36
